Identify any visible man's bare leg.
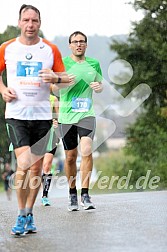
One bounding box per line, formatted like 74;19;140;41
26;157;43;209
80;136;93;188
14;146;32;210
80;137;95;209
64;148;79;211
64;148;77;189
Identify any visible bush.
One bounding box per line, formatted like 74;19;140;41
92;149;166;194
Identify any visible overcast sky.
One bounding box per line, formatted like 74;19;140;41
0;0;144;40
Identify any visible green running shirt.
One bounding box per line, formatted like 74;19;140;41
58;56;103;124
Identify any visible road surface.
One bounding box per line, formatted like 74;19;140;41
0;189;166;252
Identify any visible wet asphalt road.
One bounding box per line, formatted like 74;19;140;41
0;190;167;252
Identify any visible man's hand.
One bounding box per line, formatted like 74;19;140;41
39;69;58;83
2;87;17;102
61;73;75;85
90;82;103;93
39;69;75;85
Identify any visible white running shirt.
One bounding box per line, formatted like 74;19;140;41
0;37;64;120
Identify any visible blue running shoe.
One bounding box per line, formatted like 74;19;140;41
81;194;96;210
25;214;37;234
11;215;26;235
41;197;51;206
68;193;79;211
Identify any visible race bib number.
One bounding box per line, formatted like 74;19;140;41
72;97;92;112
16;61;43;97
17;61;42;77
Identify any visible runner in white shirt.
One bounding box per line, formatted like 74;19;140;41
0;4;74;236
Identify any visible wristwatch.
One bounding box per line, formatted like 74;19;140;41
57;77;61;83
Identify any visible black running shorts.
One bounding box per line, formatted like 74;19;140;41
6;119;56;155
59;116;96;150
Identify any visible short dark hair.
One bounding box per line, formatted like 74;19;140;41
19;4;41;20
69;31;87;44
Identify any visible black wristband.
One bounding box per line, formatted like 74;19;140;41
57;77;61;83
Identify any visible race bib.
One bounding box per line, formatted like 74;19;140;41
17;61;42;77
16;61;43;98
72;97;92;112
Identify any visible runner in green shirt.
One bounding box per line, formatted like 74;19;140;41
58;31;103;211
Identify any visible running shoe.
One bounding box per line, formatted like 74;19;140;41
41;197;51;206
11;215;26;235
25;213;37;234
81;193;96;210
68;193;79;211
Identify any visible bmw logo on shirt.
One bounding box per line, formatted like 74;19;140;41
25;53;33;60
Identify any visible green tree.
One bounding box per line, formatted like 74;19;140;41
110;0;167;188
0;25;20;44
